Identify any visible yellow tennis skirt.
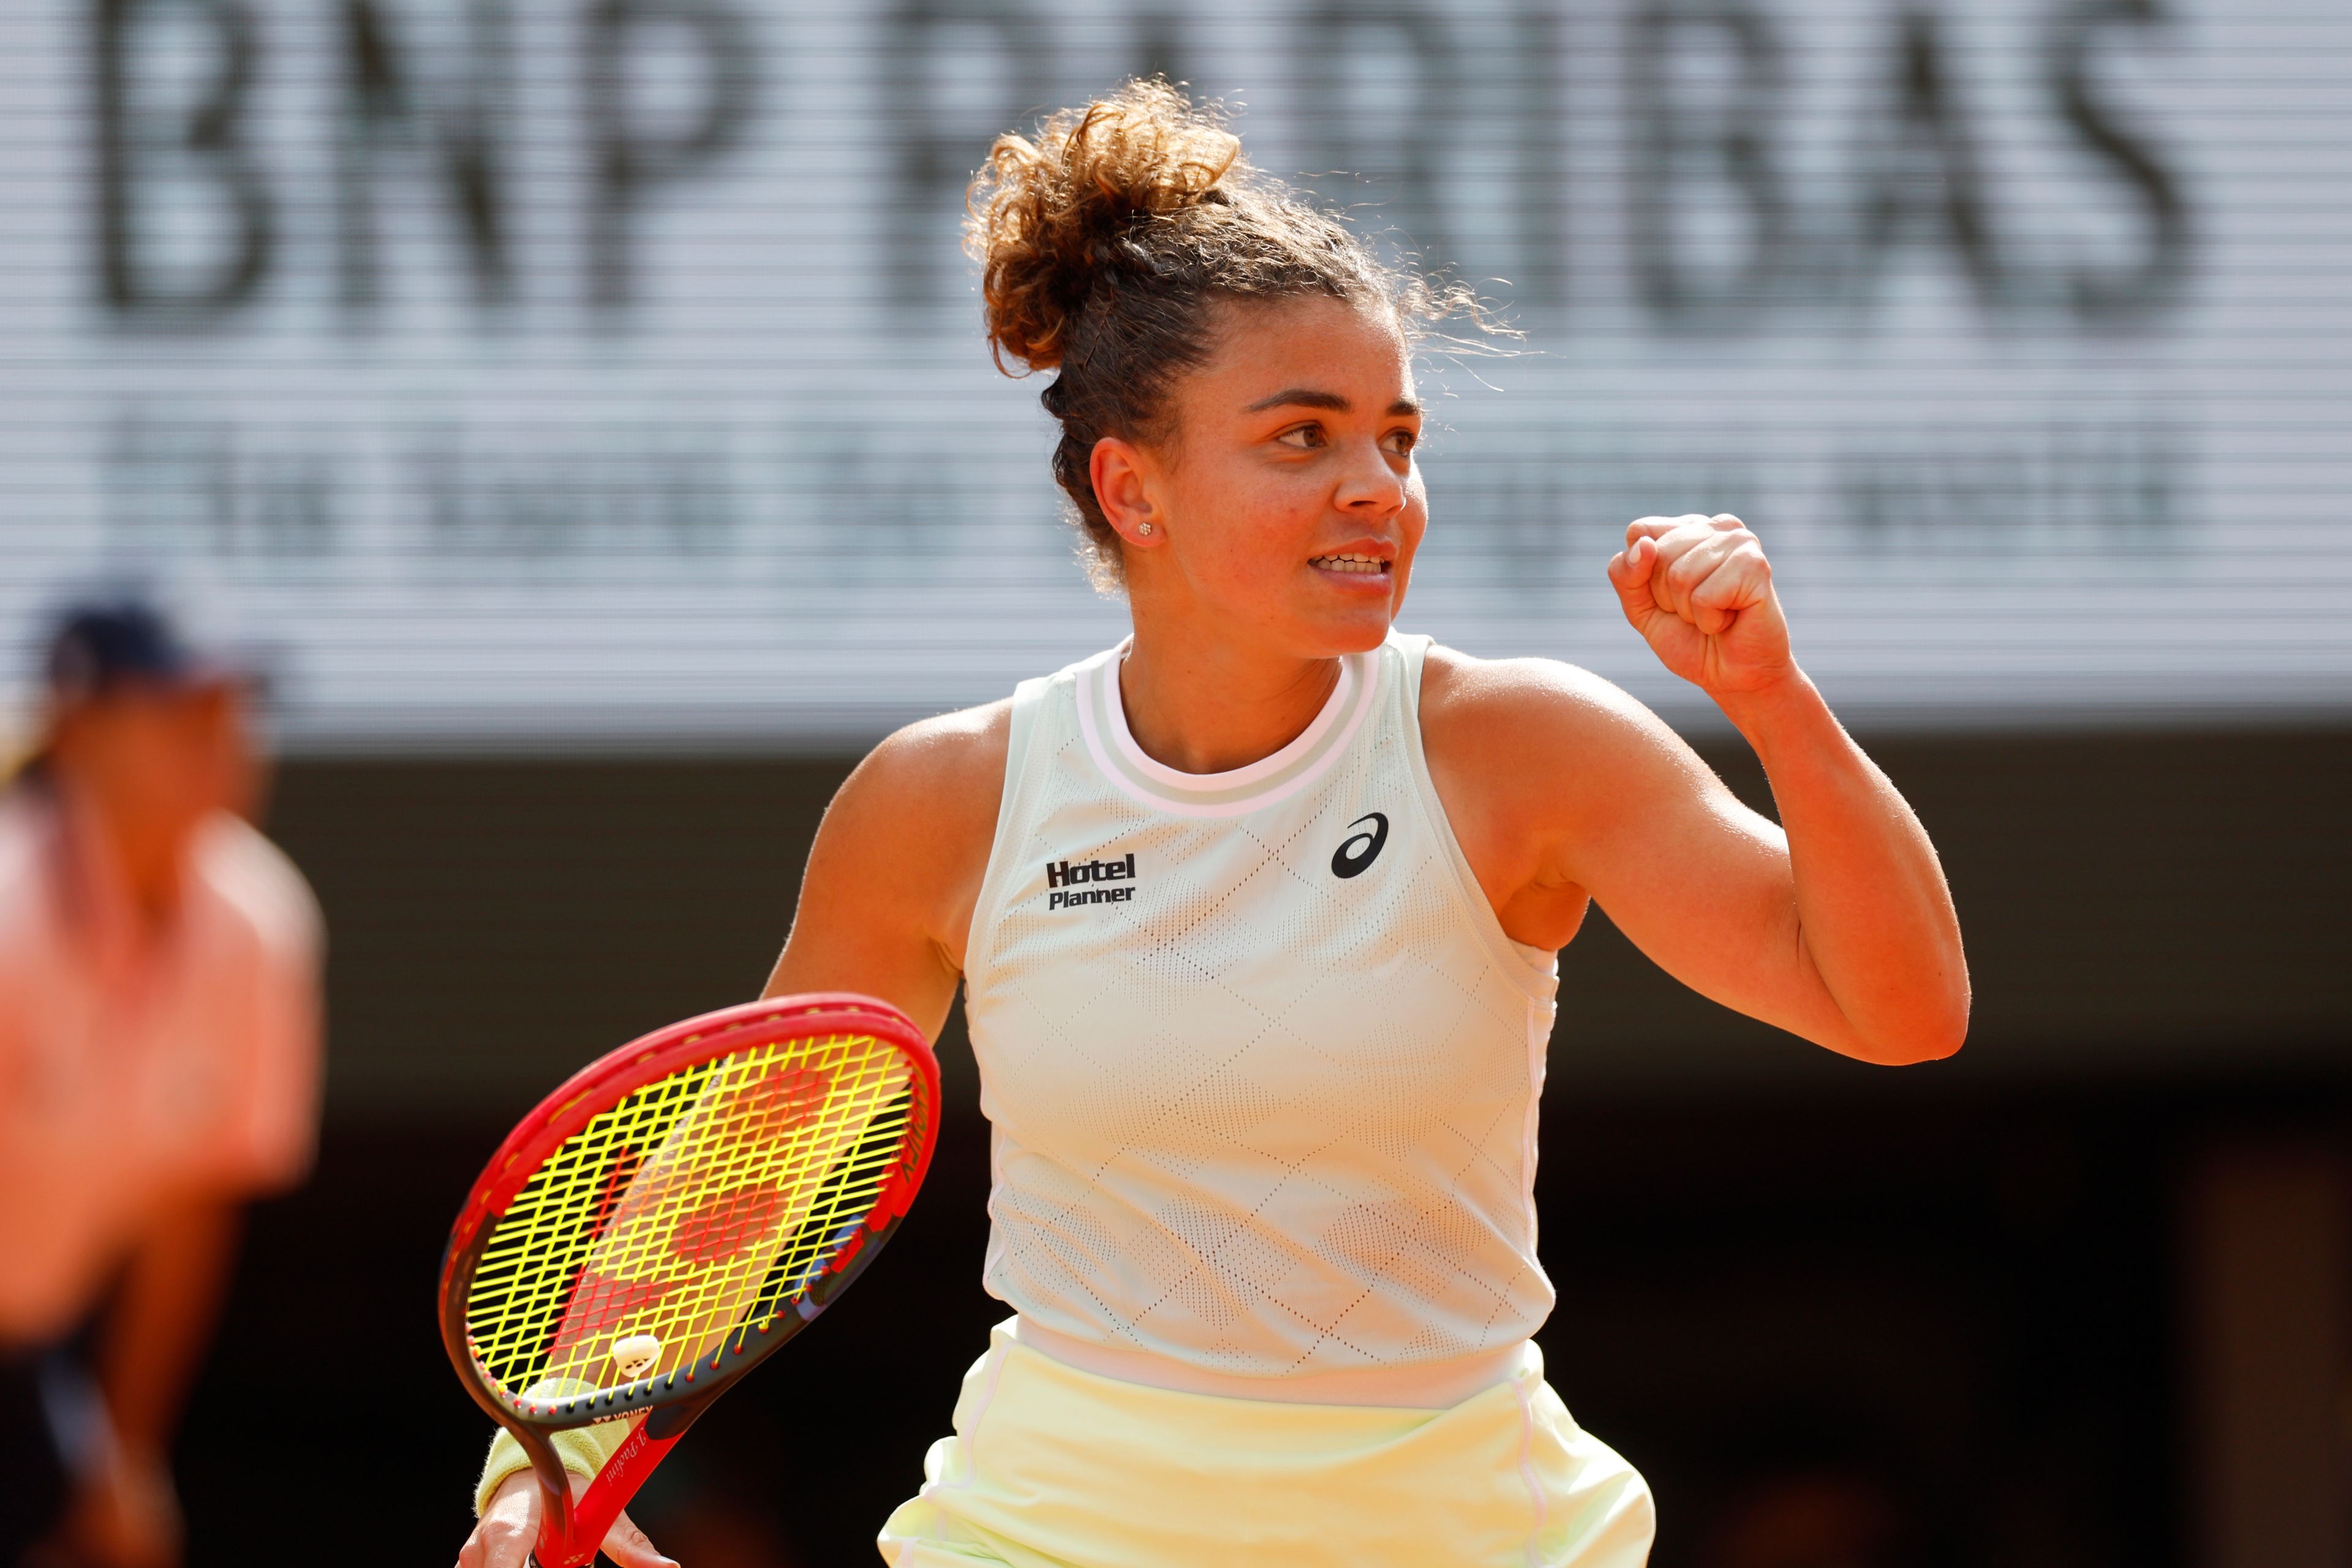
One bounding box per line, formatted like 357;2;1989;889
876;1321;1655;1568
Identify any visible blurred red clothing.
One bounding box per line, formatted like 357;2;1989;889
0;784;320;1346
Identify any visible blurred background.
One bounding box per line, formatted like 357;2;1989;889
2;0;2348;1564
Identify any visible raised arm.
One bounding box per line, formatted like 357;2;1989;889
1425;514;1967;1066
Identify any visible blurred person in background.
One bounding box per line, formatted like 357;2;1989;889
0;599;322;1568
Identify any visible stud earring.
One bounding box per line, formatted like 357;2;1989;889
1136;522;1153;536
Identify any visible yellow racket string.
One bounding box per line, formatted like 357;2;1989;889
466;1030;914;1402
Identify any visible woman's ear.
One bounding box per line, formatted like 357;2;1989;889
1090;436;1168;548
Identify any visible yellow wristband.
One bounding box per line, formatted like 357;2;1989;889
473;1420;636;1518
471;1379;635;1518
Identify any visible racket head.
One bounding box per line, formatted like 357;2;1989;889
437;993;938;1560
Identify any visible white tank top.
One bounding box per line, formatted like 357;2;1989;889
961;631;1560;1406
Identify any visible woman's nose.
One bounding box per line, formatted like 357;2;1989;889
1333;440;1406;513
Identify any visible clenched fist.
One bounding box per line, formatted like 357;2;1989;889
1607;513;1794;697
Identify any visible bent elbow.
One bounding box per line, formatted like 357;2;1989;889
1905;1020;1969;1065
1841;986;1970;1066
1880;990;1972;1065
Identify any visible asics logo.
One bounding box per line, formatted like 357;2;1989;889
1330;812;1389;879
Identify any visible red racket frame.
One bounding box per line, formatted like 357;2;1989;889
438;993;939;1568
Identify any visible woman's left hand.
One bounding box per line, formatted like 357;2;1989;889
1606;513;1793;697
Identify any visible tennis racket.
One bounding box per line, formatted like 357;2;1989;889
438;993;939;1567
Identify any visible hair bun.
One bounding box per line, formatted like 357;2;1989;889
967;80;1243;372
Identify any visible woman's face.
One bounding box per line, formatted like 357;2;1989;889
1112;293;1426;659
49;680;255;847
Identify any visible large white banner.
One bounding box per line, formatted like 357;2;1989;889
1;0;2345;747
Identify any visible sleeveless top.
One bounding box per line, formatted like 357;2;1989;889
960;631;1560;1407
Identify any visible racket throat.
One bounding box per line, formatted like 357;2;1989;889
531;1397;714;1568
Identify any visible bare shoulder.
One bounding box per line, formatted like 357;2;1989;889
792;699;1010;976
850;699;1009;801
824;699;1011;856
194;812;325;960
1415;645;1746;900
1419;644;1695;789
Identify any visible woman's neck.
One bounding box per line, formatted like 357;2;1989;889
1117;628;1346;775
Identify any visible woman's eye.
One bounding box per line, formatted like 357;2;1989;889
1383;430;1417;458
1276;424;1325;450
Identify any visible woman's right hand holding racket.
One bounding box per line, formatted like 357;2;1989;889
458;1472;673;1568
440;995;943;1568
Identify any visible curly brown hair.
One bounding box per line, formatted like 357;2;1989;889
965;80;1457;589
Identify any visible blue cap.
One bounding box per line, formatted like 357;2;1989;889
43;598;235;704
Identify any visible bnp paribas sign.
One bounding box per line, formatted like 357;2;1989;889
0;0;2339;748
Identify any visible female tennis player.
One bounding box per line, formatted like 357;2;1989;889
459;80;1966;1568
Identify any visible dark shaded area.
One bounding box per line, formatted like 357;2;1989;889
170;726;2350;1565
261;758;841;1115
1543;1090;2206;1568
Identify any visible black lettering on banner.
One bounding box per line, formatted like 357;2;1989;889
1294;3;1459;272
103;411;342;558
2046;0;2187;320
883;0;1049;305
404;421;735;555
583;0;759;311
1851;9;2001;306
1838;417;2180;541
1626;2;1786;323
94;0;273;323
1511;6;1567;309
339;0;511;310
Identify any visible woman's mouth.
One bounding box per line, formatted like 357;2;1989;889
1310;553;1392;576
